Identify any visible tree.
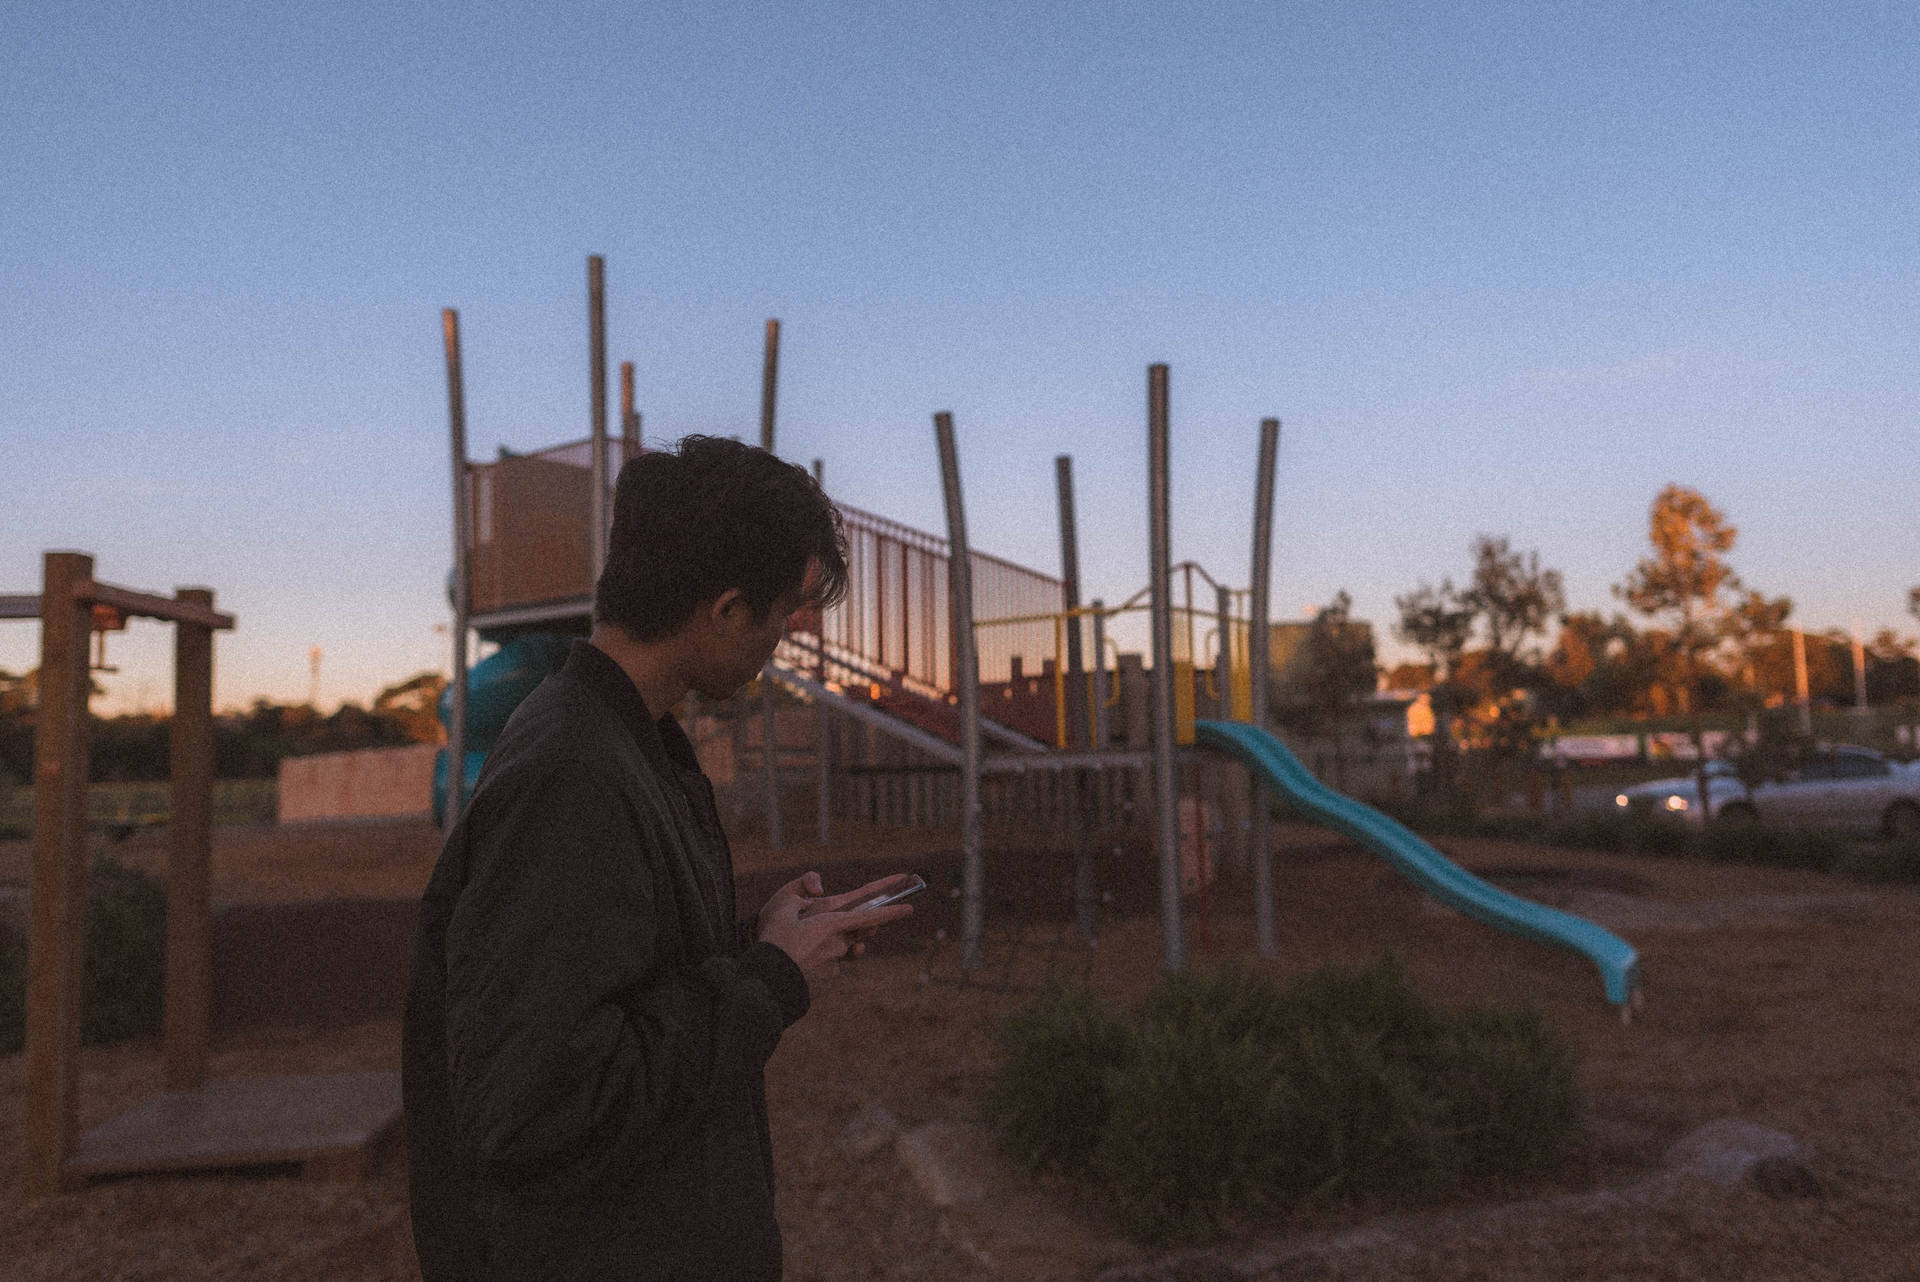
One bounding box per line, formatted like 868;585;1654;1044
1394;579;1475;788
1461;536;1565;687
1722;590;1794;709
1616;485;1742;809
1294;591;1378;788
375;671;449;744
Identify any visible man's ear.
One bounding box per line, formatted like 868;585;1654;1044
708;588;749;628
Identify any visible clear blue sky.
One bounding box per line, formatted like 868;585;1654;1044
4;0;1916;713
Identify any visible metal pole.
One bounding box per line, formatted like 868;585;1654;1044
1055;456;1087;747
1792;628;1811;735
25;551;93;1197
1249;417;1279;957
1853;626;1870;713
1146;364;1184;970
760;319;784;848
620;360;641;461
1090;600;1110;749
760;319;780;454
1056;456;1095;941
1214;582;1239;877
442;309;472;830
935;412;985;972
814;457;832;845
588;256;609;581
164;588;215;1093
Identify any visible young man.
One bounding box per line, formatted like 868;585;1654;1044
403;436;913;1280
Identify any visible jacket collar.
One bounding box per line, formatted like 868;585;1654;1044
563;639;702;777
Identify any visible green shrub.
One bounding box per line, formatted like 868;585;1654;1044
1439;1003;1582;1182
986;956;1585;1247
981;972;1134;1177
0;922;24;1055
1694;822;1845;871
1833;836;1920;883
1541;808;1694;856
0;856;168;1056
82;856;168;1045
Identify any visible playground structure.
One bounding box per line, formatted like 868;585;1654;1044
5;554;401;1198
437;257;1642;1014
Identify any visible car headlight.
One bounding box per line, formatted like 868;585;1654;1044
1664;795;1689;812
1615;794;1630;807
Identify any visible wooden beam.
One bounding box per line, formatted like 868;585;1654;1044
73;580;234;631
0;593;40;619
27;551;94;1196
165;589;215;1091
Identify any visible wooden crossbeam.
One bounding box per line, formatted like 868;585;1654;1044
72;580;236;630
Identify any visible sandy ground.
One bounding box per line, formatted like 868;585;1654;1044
4;816;1920;1280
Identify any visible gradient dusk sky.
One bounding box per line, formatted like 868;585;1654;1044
4;1;1915;713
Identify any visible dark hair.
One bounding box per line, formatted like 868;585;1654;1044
594;436;848;641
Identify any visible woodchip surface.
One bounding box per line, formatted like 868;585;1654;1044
3;817;1918;1280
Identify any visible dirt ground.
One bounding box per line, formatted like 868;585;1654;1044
4;816;1920;1280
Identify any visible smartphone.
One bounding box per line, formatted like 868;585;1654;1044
838;874;925;914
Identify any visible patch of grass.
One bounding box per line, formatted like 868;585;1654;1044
1694;822;1846;872
1539;809;1695;857
1833;836;1920;883
0;854;168;1055
982;971;1134;1178
985;956;1584;1247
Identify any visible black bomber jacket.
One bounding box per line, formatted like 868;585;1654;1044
403;640;809;1281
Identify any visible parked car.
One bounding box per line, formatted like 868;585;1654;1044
1614;746;1920;838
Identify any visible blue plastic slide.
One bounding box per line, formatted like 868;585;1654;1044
1194;719;1641;1010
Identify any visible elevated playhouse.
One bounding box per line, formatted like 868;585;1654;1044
434;260;1641;1017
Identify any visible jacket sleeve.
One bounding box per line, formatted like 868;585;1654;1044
442;762;809;1200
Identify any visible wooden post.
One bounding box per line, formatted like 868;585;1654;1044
813;458;832;845
621;361;640;461
759;319;783;849
588;255;609;581
1146;366;1184;970
1249;418;1279;957
165;588;215;1092
935;412;984;972
27;551;94;1197
442;309;472;830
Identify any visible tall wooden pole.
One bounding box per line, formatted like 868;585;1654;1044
1146;366;1184;970
813;458;832;846
1249;417;1280;957
26;551;93;1197
760;319;783;847
1056;456;1096;941
1055;456;1087;747
620;360;641;462
164;588;215;1092
442;309;471;830
760;319;781;453
588;256;609;581
935;413;984;971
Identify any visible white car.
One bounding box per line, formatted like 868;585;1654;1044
1614;747;1920;838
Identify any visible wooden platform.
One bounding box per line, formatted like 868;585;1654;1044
68;1071;403;1183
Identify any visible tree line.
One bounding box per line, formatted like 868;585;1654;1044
0;670;446;785
1284;485;1919;783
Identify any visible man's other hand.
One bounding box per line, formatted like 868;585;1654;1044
756;872;915;988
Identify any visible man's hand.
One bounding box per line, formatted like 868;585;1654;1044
756;872;915;989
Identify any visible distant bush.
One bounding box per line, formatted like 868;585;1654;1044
985;956;1583;1246
1833;836;1920;884
0;855;167;1056
1540;809;1695;857
982;972;1134;1177
0;921;23;1055
1694;822;1846;872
